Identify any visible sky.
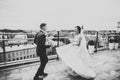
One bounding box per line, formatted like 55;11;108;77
0;0;120;30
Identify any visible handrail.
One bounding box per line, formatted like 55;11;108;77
0;37;71;41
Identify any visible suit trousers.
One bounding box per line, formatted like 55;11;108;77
35;48;48;76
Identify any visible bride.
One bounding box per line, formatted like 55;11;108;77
56;26;96;79
56;26;120;80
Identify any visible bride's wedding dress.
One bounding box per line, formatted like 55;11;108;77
56;30;96;78
56;30;120;79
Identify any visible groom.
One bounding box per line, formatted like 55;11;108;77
34;23;51;80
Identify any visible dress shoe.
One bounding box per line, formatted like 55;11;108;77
33;76;44;80
43;73;48;77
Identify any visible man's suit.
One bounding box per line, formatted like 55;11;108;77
34;30;50;76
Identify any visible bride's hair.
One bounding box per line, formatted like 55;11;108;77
76;26;81;33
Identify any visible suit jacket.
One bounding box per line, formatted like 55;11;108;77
34;30;50;56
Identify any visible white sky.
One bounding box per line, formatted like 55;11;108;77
0;0;120;30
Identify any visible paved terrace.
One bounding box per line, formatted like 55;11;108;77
0;49;120;80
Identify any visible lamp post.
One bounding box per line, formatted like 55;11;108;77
57;31;60;47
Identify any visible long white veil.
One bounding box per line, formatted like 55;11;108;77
79;28;91;66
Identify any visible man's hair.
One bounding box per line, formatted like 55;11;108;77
40;23;47;29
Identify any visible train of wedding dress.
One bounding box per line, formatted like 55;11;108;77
56;30;96;78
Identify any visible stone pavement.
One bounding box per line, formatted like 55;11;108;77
0;49;120;80
0;60;69;80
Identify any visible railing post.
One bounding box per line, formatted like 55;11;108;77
95;31;98;52
57;31;60;60
2;33;6;64
57;31;60;47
